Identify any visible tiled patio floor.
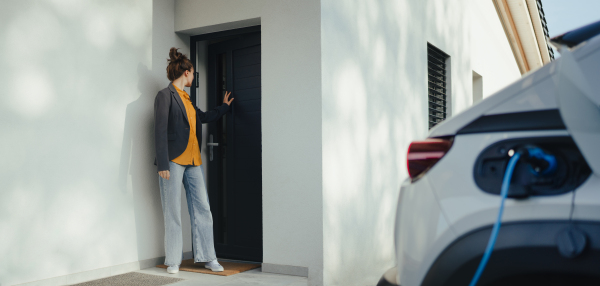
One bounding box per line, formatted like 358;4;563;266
136;267;307;286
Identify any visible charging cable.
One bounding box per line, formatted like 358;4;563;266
469;146;557;286
469;151;521;286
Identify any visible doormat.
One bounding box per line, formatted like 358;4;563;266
156;259;261;276
69;271;184;286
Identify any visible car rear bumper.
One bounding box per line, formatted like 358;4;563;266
421;220;600;286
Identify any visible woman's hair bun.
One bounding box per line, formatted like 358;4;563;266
169;47;183;62
166;47;193;81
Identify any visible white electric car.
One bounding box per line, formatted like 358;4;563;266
378;21;600;286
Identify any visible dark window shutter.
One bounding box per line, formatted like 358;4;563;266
427;43;450;129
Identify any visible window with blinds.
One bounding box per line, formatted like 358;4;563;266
427;43;450;129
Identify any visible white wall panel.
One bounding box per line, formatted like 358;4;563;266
0;1;189;285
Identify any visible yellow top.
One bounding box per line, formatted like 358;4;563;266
171;84;202;166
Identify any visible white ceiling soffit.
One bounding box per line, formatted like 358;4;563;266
493;0;552;74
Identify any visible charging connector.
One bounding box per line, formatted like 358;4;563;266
517;146;558;176
474;137;591;198
469;145;558;286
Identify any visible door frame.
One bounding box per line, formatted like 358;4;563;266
189;25;263;262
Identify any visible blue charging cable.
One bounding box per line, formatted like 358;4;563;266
469;146;557;285
469;152;521;286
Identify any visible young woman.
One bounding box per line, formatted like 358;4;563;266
153;47;234;274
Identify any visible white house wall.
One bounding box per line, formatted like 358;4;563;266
0;0;521;285
174;1;324;285
321;0;520;285
0;0;191;285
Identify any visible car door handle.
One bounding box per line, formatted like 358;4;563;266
207;143;219;146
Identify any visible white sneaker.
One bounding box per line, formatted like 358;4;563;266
205;260;224;272
167;265;179;274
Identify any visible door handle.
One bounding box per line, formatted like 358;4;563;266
208;134;219;161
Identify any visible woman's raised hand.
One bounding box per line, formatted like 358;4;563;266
223;91;234;106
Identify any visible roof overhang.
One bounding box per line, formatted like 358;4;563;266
493;0;553;74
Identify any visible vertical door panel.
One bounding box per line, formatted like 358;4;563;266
206;32;262;262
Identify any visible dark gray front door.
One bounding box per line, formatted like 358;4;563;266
206;32;262;262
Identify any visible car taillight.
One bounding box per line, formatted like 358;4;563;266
407;138;453;180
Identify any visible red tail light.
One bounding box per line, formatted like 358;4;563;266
407;138;454;180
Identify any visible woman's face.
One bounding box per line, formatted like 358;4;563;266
184;68;194;87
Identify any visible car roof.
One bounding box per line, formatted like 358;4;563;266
551;20;600;48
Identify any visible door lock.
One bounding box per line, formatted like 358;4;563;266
207;134;219;161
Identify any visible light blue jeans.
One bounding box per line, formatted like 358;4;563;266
158;161;217;266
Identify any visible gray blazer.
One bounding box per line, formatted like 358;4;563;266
153;82;230;172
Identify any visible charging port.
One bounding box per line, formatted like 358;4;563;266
474;137;591;198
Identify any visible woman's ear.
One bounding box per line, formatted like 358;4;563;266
187;69;194;86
